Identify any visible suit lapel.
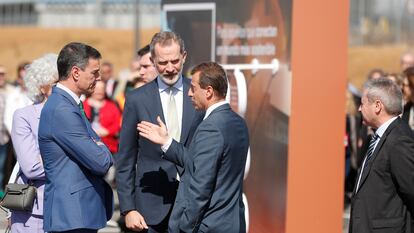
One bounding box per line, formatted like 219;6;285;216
144;79;165;123
180;77;195;143
53;86;78;107
356;118;400;193
53;87;96;138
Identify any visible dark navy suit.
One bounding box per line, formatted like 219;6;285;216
164;103;249;233
115;77;200;230
38;87;113;232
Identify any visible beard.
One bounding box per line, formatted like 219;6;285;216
159;73;180;86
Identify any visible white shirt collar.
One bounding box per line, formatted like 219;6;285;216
56;83;81;105
157;76;183;93
375;116;398;138
203;101;227;120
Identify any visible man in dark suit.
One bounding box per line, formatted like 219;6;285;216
138;62;249;233
38;42;113;233
349;78;414;233
115;31;200;232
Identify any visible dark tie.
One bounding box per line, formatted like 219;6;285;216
355;133;380;192
364;133;380;167
79;101;87;118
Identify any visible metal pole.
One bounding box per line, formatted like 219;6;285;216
134;0;140;54
96;0;103;28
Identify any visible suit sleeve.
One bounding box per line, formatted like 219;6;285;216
11;109;45;180
179;122;223;232
390;135;414;214
163;111;205;169
51;105;112;176
115;97;139;213
163;139;186;167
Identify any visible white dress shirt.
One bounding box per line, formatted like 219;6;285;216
157;76;183;132
56;83;81;104
203;101;227;120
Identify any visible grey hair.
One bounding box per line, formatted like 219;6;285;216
150;31;185;58
24;53;58;103
364;77;403;116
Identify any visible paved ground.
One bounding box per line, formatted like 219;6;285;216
0;191;351;233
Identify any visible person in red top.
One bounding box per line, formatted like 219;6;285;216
84;80;121;154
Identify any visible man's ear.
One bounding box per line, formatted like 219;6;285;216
205;86;214;99
182;51;187;63
71;66;80;81
374;100;382;114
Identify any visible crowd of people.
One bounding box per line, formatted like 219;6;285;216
345;51;414;232
2;28;414;233
0;31;249;233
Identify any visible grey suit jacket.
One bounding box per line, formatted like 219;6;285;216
164;103;249;233
350;118;414;233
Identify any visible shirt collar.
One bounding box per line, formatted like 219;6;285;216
56;83;81;105
157;75;183;93
375;116;398;138
203;101;227;120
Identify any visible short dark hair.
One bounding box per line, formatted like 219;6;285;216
17;61;30;73
404;66;414;88
404;66;414;78
191;62;228;98
137;44;150;57
150;31;185;58
57;42;101;81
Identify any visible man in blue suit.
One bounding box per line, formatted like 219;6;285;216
138;62;249;233
38;42;113;233
115;31;201;232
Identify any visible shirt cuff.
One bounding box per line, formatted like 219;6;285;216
161;137;173;152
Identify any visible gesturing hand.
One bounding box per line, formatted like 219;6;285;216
125;210;148;231
137;116;170;145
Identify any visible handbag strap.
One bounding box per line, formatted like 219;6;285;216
14;169;33;185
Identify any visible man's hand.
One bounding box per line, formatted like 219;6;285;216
125;210;148;231
137;116;170;145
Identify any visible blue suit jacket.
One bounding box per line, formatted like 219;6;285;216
115;77;202;225
164;103;249;233
38;87;114;232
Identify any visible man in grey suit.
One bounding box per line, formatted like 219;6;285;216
138;62;249;233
